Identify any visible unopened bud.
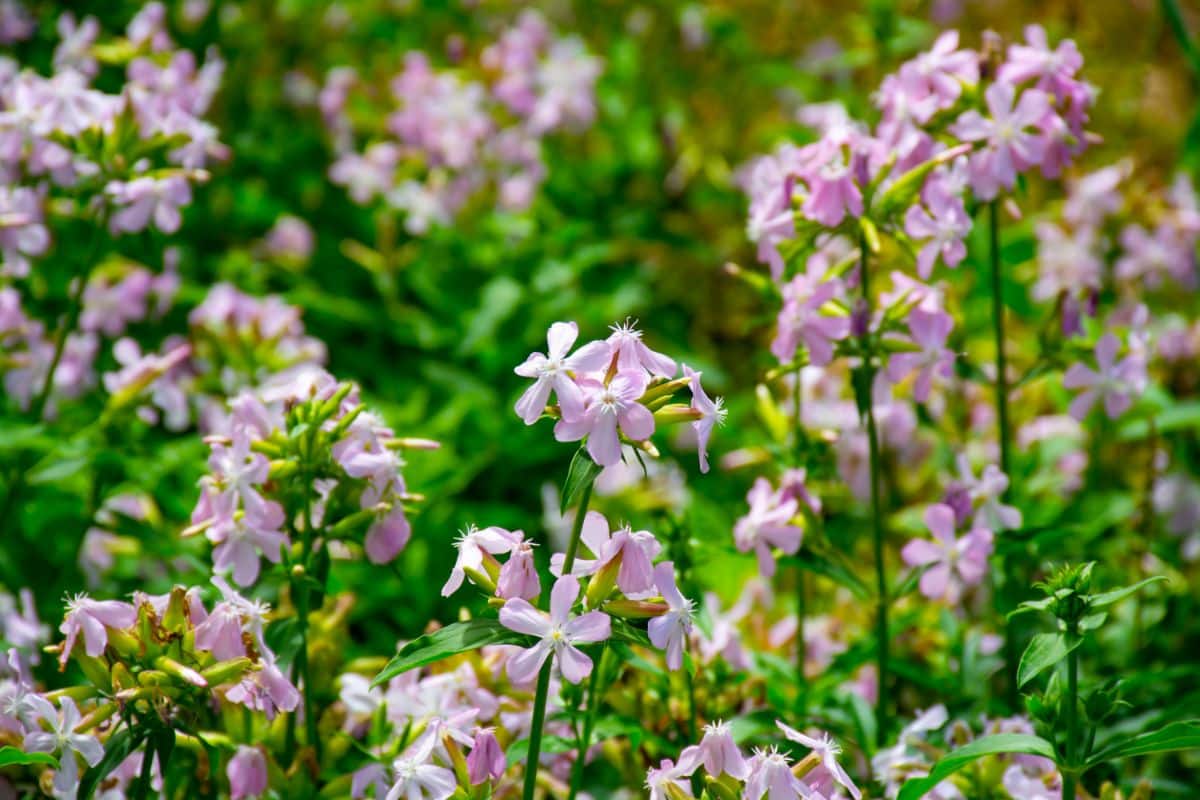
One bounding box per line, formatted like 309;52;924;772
463;566;497;596
200;657;255;686
386;437;441;451
586;556;621;609
604;599;669;619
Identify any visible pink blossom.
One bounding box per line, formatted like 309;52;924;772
952;82;1050;200
645;748;701;800
777;722;861;800
885;308;956;402
733;478;803;577
744;748;811;800
955;455;1022;531
22;695;104;798
647;562;694;670
553;370;654;467
225;659;300;720
550;512;661;597
683;365;725;473
497;539;541;601
801;142;863;227
498;574;611;684
58;594;136;667
514;321;612;425
904;178;970;278
772;275;850;366
228;745;268;800
901;504;994;604
696;719;748;779
466;727;505;784
106;175;193;235
0;186;49;278
442;525;522;597
607;320;676;377
998;24;1084;99
1063;333;1147;421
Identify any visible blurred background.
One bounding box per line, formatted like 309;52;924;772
6;0;1198;654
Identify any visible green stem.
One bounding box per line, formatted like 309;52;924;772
1063;637;1080;800
524;470;595;800
0;224;105;547
567;645;609;800
522;664;554;800
796;567;807;715
134;743;155;800
859;237;889;746
990;201;1021;710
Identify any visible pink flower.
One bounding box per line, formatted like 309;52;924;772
23;695;104;798
801;142;863;227
553;370;655;467
776;722;861;800
58;594;137;667
952;82;1050;200
228;745;268;800
364;503;411;566
744;748;810;800
466;727;505;784
496;539;541;601
696;719;748;779
734;478;803;578
550;512;661;597
683;365;725;474
772;275;850;366
647;562;694;670
885;309;955;402
998;25;1084;98
386;728;456;800
904;179;970;278
498;574;611;684
645;748;701;800
206;500;288;587
514;321;612;424
898;30;978;107
1063;333;1147;421
442;526;522;597
607;320;676;377
226;659;300;720
901;504;993;604
106;176;194;235
955;455;1022;531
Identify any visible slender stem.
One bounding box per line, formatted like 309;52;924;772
990;201;1021;710
524;470;595;800
1063;637;1080;800
560;481;593;575
134;743;155;800
796;568;807;715
567;645;608;800
0;223;105;544
522;664;554;800
859;237;889;746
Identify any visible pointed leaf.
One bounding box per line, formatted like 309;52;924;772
1088;576;1167;609
372;619;532;687
0;746;58;768
896;734;1057;800
560;446;602;515
1018;632;1082;688
1088;720;1200;765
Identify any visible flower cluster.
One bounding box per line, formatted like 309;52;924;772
322;9;600;233
188;368;431;586
514;320;725;470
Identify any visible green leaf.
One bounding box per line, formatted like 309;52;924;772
1018;632;1082;688
609;618;652;647
372;619;531;687
1088;720;1200;765
1088;576;1168;609
786;548;871;600
560;446;602;515
896;734;1057;800
506;735;574;763
80;726;146;800
0;746;58;768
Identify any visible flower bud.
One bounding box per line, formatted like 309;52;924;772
603;599;669;619
586;554;622;609
200;657;255;686
467;728;505;785
705;775;740;800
